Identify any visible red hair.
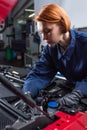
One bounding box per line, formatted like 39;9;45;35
34;4;71;33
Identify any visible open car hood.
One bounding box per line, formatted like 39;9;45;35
0;0;18;32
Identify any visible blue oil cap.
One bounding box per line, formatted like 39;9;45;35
48;101;59;109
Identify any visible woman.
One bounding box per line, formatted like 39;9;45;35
23;4;87;106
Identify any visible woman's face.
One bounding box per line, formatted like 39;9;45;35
37;22;63;47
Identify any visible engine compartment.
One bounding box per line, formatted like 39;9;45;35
0;65;87;130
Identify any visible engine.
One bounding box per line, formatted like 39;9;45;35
0;65;87;130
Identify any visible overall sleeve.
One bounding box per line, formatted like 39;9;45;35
74;76;87;97
23;46;57;98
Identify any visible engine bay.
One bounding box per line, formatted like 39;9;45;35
0;65;87;130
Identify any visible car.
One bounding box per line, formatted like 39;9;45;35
0;0;18;33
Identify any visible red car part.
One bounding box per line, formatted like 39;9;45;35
0;0;18;32
43;111;87;130
0;0;18;22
